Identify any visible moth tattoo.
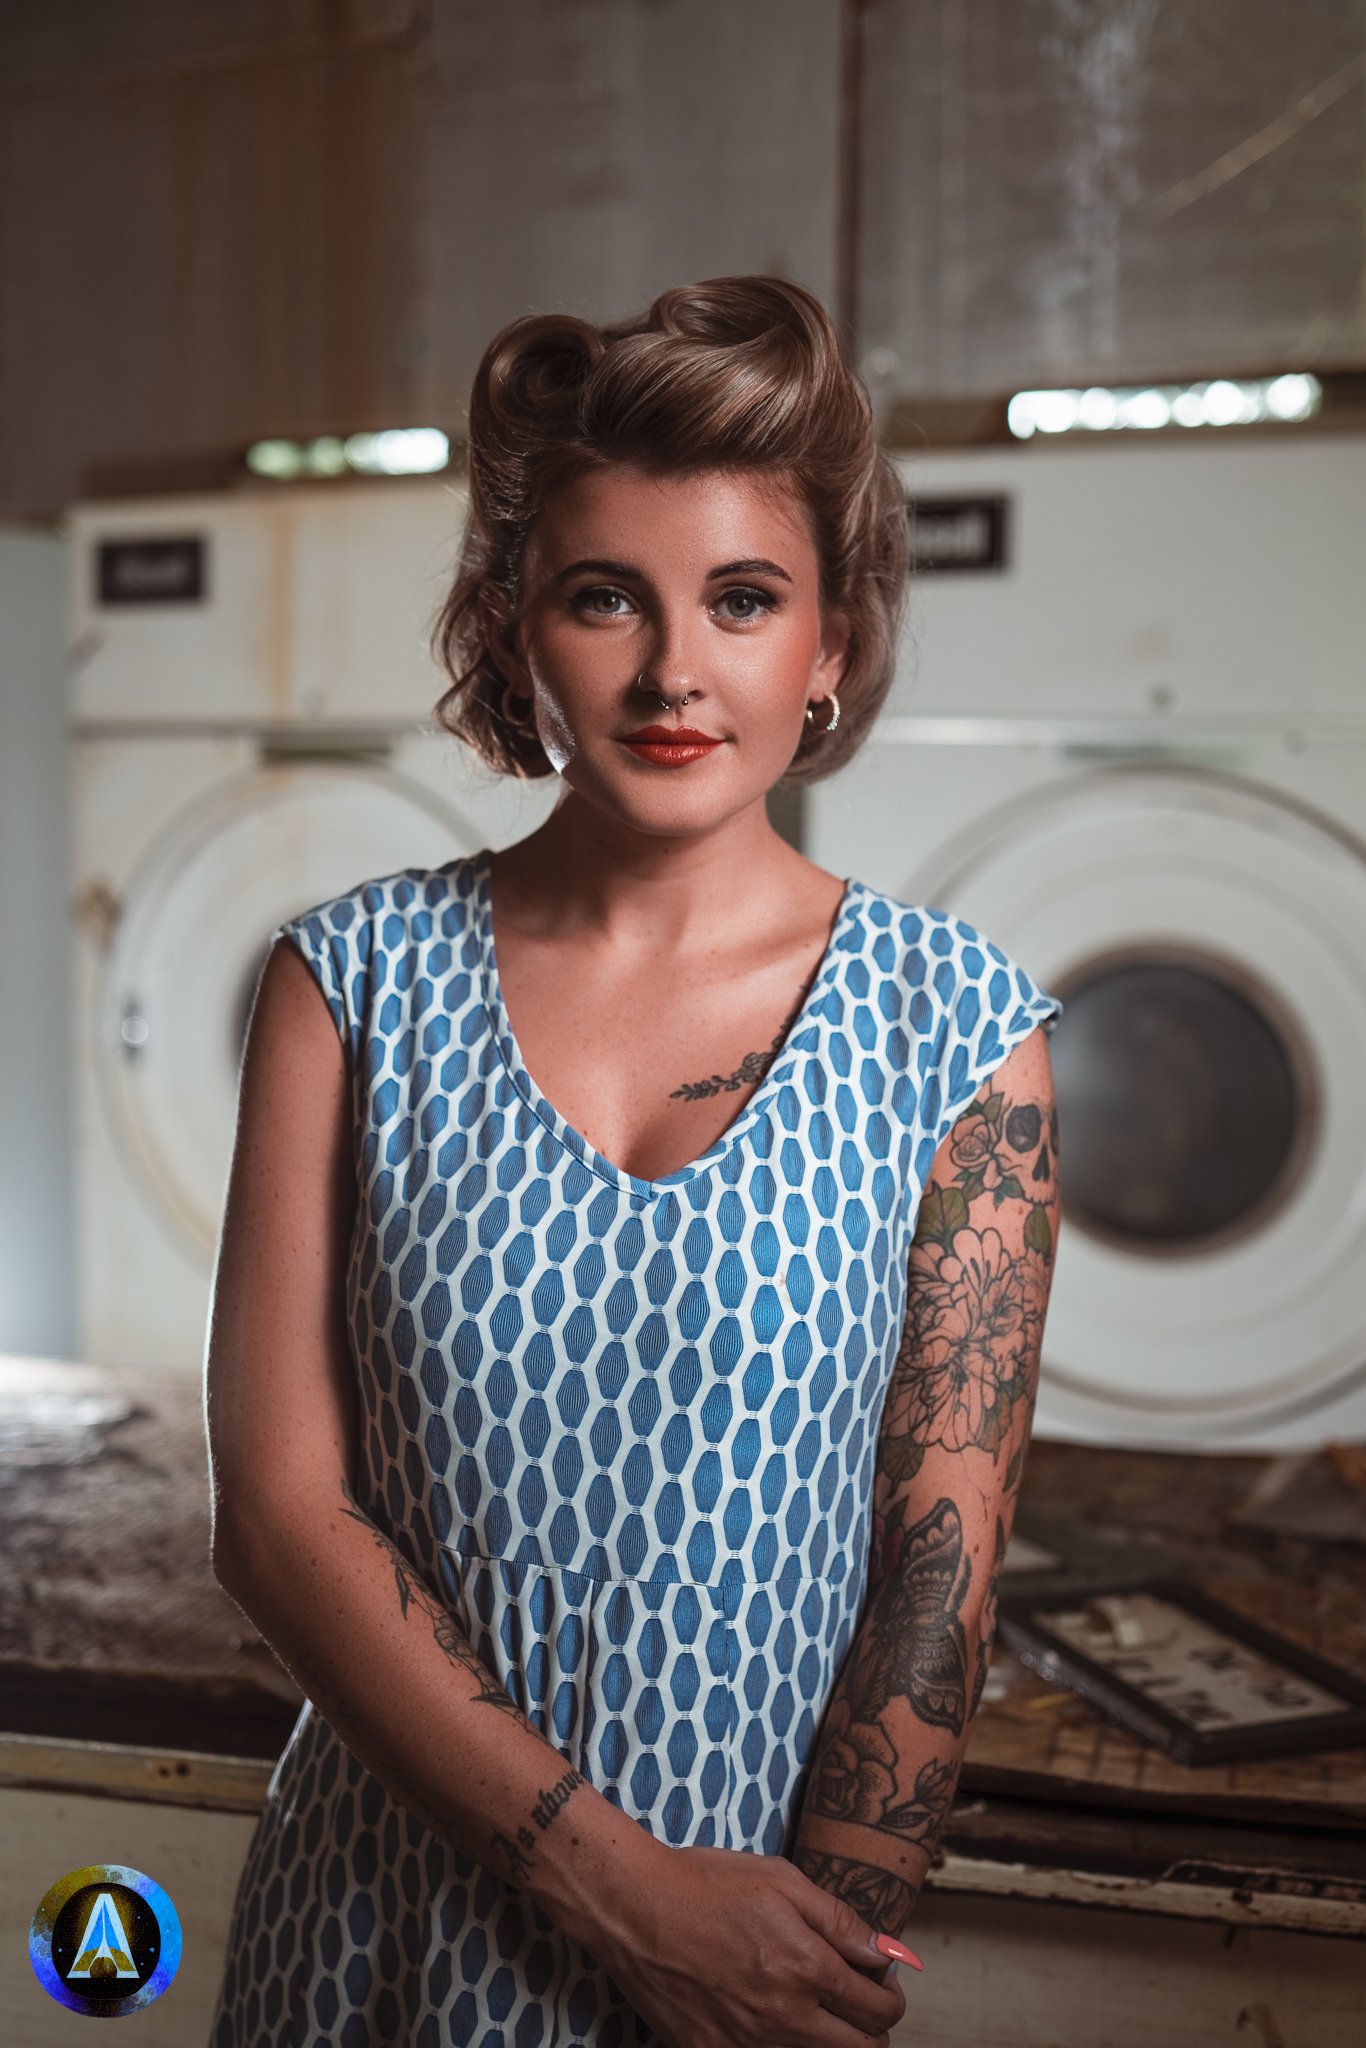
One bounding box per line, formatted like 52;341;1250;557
848;1497;972;1738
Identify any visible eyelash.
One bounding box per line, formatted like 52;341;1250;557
569;584;779;622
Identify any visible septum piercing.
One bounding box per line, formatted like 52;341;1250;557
634;670;841;731
636;671;690;709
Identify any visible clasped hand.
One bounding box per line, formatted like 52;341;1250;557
586;1839;910;2048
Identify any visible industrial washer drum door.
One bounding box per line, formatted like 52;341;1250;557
906;762;1366;1450
92;753;492;1269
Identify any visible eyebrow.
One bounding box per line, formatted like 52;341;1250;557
555;556;793;585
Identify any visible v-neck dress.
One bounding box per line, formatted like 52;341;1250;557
210;846;1062;2048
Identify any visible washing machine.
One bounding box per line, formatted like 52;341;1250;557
807;433;1366;1451
68;482;557;1372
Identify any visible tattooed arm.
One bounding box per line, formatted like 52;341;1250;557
788;1023;1061;1933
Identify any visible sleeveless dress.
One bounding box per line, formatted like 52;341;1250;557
210;846;1062;2048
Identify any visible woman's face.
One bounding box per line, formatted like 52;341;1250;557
499;462;848;838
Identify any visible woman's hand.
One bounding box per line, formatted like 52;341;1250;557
585;1838;910;2048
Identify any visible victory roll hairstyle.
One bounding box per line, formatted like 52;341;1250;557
429;274;910;783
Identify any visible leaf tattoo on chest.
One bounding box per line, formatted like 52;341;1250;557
849;1497;972;1737
670;999;804;1102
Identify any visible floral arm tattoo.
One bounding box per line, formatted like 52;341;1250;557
790;1029;1061;1936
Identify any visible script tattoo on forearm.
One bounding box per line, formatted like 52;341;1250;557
233;1482;557;1873
491;1764;589;1884
335;1480;594;1887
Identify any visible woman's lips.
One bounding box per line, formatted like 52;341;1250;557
617;726;724;767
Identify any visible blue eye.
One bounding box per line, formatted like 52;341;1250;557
567;584;779;620
718;586;778;621
571;586;633;615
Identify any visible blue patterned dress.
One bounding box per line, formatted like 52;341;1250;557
211;846;1062;2048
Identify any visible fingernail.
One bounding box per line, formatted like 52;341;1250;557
874;1933;924;1971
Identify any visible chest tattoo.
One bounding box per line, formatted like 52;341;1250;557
669;1000;803;1103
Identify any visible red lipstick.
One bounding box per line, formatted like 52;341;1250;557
618;723;724;767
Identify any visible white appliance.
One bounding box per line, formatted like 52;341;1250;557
68;482;556;1371
808;433;1366;1451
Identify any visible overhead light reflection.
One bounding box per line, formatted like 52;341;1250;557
1265;374;1317;421
1121;390;1171;429
1007;373;1322;438
1077;387;1119;430
246;428;451;480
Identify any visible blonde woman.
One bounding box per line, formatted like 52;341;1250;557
207;275;1063;2048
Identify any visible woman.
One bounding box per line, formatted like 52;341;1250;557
207;275;1063;2048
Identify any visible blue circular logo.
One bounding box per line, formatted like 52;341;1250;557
30;1865;182;2017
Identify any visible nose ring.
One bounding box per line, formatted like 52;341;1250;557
636;671;691;710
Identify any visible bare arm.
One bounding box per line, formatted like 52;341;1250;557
789;1023;1061;1926
205;936;659;1952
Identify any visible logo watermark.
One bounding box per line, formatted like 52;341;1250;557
30;1865;182;2018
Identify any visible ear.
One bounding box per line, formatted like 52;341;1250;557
812;605;852;695
477;582;530;690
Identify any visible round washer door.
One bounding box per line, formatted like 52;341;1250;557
907;762;1366;1445
96;755;495;1264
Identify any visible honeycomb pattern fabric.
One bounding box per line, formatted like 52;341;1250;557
210;846;1062;2048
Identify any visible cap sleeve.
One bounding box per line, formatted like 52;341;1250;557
920;913;1063;1156
269;895;363;1072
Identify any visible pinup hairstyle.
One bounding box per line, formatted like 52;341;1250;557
429;275;910;783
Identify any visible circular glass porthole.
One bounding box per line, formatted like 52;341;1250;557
1048;942;1318;1258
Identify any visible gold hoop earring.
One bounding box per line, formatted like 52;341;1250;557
805;691;841;735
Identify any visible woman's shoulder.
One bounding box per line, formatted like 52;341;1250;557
273;849;487;951
845;871;1014;968
267;852;488;1067
844;873;1063;1036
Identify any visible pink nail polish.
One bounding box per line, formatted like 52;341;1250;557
874;1933;924;1971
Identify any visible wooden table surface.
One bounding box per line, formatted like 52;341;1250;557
2;1354;1364;1831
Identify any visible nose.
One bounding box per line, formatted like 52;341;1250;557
634;602;706;704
